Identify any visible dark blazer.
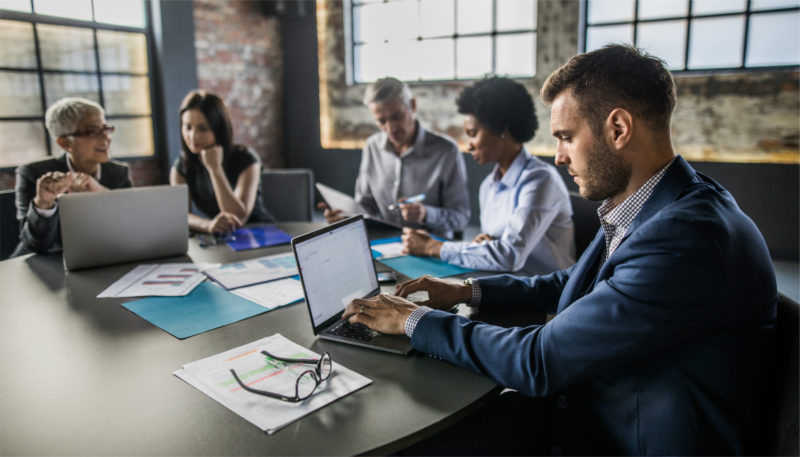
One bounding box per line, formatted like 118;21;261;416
14;153;132;255
412;156;777;455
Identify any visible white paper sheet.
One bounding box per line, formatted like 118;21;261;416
371;241;405;259
203;253;298;290
316;182;361;215
97;263;214;297
232;277;305;310
173;334;371;434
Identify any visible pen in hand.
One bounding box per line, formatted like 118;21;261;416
388;193;426;211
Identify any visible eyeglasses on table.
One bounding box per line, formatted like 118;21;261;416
230;350;332;402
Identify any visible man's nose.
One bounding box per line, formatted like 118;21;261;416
554;148;569;166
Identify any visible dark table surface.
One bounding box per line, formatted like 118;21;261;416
0;222;514;456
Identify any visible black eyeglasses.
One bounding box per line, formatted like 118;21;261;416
230;350;332;402
197;232;236;248
64;124;115;138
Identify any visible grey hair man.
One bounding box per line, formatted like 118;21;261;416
321;77;470;238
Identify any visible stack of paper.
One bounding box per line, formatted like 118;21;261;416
174;334;372;434
203;253;298;290
98;263;214;297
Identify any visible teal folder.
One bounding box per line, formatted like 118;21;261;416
378;255;474;279
370;237;474;279
122;282;267;339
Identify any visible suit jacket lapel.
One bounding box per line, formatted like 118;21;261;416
559;156;699;311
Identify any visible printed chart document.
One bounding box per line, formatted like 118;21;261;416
174;333;372;434
98;263;213;297
203;253;298;290
231;277;304;310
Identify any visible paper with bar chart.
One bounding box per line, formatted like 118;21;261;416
98;263;215;297
174;333;371;434
202;253;298;290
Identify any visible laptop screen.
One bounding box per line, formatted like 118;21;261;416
293;217;379;328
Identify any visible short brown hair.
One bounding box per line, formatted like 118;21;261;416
541;44;676;135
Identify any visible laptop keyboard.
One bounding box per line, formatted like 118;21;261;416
328;320;379;341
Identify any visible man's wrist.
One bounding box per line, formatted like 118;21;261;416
463;278;481;306
426;240;443;257
404;306;433;337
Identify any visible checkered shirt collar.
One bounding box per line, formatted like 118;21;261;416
597;156;677;260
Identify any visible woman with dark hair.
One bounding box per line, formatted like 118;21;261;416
403;77;575;274
170;90;273;234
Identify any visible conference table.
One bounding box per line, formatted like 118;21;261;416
0;221;543;456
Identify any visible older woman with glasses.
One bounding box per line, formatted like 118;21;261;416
12;97;132;256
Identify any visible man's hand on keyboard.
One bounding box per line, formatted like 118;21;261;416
343;293;417;335
394;275;471;310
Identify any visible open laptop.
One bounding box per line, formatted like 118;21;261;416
291;215;413;354
58;185;188;271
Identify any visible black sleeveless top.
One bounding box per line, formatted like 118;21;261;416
173;145;274;223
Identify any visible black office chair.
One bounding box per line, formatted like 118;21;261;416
260;168;314;222
569;191;600;258
760;292;800;455
0;189;19;260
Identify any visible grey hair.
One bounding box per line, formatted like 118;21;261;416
362;77;413;107
44;97;104;138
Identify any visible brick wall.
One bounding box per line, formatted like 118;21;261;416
193;0;285;169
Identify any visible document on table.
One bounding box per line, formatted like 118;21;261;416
98;263;215;297
203;253;298;290
174;333;372;434
231;277;304;310
370;237;405;259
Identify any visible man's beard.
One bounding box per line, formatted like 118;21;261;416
579;136;631;202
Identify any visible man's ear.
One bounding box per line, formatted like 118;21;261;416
55;136;73;152
605;108;633;150
409;98;417;114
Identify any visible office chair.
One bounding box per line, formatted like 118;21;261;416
569;191;600;258
260;168;314;222
0;189;19;260
759;292;799;455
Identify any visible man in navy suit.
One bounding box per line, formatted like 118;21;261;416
344;44;777;455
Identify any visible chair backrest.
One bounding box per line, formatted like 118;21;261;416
766;292;799;455
260;168;314;222
0;189;19;260
569;191;600;258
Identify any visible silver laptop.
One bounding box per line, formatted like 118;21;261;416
291;215;413;355
58;185;188;271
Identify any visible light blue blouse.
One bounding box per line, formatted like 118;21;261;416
439;148;575;275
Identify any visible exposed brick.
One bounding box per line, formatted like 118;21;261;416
193;0;285;169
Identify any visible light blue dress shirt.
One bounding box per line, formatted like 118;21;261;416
354;122;470;238
439;148;575;275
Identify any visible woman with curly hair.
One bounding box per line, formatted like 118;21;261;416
402;77;575;274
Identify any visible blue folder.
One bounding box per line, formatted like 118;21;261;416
370;237;475;279
122;282;268;339
227;225;292;251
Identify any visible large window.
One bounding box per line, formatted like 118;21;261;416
584;0;800;71
349;0;537;83
0;0;155;168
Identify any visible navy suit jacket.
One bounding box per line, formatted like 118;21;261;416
14;153;131;255
412;156;777;455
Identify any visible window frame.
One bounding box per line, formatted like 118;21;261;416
0;2;160;170
580;0;800;73
347;0;538;84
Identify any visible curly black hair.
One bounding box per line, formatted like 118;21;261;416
456;76;538;143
